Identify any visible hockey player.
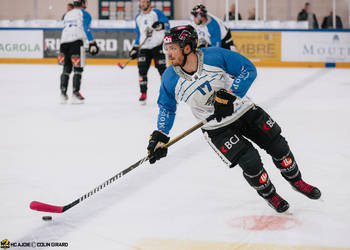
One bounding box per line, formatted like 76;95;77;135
129;0;169;104
61;3;74;20
59;0;99;104
191;4;234;50
146;25;321;213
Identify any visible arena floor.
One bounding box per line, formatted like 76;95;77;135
1;64;349;249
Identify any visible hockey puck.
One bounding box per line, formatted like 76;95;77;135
42;216;52;221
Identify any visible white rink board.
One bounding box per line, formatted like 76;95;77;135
282;31;350;62
0;30;43;58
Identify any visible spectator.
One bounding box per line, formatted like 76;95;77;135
321;11;343;29
248;8;255;20
61;3;74;20
297;2;319;29
224;4;242;21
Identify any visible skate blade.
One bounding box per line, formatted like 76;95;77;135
71;100;84;105
139;100;146;105
71;99;84;104
60;96;68;104
282;210;293;216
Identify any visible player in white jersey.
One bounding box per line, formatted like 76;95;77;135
146;25;321;213
59;0;99;104
191;4;234;50
129;0;169;104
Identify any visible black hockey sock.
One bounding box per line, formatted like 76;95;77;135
273;151;301;183
266;135;301;183
140;84;147;94
243;168;276;199
73;72;82;93
139;75;147;93
60;73;69;93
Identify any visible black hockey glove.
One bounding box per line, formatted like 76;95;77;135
152;21;165;31
147;130;170;164
89;41;99;55
129;46;139;59
213;89;237;122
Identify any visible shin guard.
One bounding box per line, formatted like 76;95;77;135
139;75;148;93
60;65;72;93
243;168;276;199
60;73;69;94
267;135;301;183
73;72;82;93
273;150;301;183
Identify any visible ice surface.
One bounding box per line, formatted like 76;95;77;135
0;64;349;249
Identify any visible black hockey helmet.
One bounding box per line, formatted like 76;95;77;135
163;25;198;52
191;4;208;19
73;0;87;7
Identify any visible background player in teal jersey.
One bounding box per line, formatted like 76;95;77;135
191;4;234;50
129;0;169;104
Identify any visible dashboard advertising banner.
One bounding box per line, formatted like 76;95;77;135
43;29;136;58
231;31;281;62
0;30;43;58
282;32;350;62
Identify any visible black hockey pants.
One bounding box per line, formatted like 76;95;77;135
203;105;302;197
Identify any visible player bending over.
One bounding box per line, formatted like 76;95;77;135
146;25;321;213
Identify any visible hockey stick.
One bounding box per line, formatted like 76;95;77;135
117;32;152;69
117;56;133;70
30;114;215;214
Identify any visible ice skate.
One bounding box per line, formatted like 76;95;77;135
71;91;85;104
60;92;68;104
261;192;290;213
291;179;321;200
139;93;147;105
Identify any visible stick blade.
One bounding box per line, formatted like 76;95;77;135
117;62;124;69
30;201;63;213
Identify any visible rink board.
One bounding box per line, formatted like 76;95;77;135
0;28;350;68
0;58;349;68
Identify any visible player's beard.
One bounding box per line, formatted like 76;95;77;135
171;60;180;67
194;17;202;25
170;55;184;67
141;2;151;11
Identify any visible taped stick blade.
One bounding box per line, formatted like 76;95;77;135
30;201;63;213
